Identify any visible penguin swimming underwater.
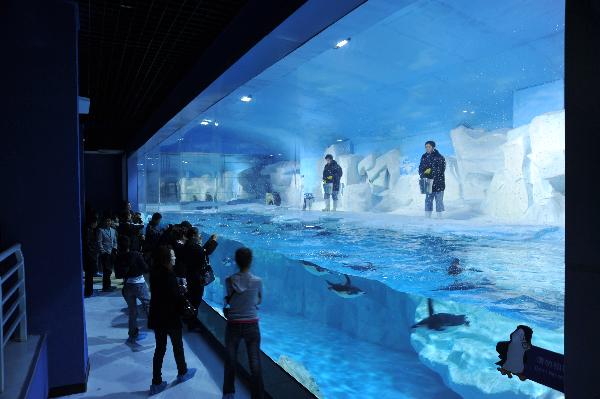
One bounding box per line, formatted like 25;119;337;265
345;261;376;272
301;260;330;276
411;298;470;331
325;274;365;298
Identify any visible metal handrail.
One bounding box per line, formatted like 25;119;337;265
0;243;28;393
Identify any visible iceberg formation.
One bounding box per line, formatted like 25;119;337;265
451;126;508;200
483;111;565;225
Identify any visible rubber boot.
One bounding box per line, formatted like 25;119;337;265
322;198;330;212
332;200;338;212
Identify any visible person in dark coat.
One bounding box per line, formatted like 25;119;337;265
418;140;446;217
322;154;343;212
179;227;218;329
148;245;196;395
83;216;99;297
144;213;163;262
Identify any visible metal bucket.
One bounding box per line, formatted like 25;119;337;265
419;178;434;194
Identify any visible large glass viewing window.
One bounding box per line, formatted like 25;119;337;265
130;1;565;398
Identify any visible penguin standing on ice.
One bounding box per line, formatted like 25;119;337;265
496;325;533;381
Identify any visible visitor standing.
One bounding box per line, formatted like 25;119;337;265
222;247;264;399
96;216;118;292
115;235;150;343
181;227;218;328
418;140;446;218
322;154;343;212
148;245;196;395
83;216;99;297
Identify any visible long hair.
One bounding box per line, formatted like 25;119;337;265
153;245;173;270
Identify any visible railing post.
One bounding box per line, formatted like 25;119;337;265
0;275;4;394
15;249;27;342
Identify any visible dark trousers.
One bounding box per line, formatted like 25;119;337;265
84;268;94;296
223;322;264;399
184;282;204;328
152;328;187;385
99;253;113;290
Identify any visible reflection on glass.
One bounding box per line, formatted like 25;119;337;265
130;0;565;397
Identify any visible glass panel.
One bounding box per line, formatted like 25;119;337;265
134;1;565;397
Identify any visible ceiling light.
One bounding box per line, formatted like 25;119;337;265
462;110;468;113
200;120;209;125
241;95;253;102
214;122;219;126
470;111;475;114
335;38;350;49
337;139;344;142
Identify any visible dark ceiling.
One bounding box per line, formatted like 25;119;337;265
77;0;306;151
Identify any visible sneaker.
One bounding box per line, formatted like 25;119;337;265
149;381;167;396
176;368;196;384
135;332;147;341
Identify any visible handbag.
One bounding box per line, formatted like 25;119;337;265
177;279;197;319
200;251;215;286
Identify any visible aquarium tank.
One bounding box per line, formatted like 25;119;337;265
129;0;565;398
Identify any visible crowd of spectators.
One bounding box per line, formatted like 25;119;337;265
82;202;264;398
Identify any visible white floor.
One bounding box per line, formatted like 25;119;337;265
68;281;250;399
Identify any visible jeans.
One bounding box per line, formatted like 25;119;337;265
425;191;445;212
99;253;113;290
153;328;187;385
223;322;264;399
123;282;150;337
323;183;339;201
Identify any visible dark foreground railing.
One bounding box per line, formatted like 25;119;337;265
196;302;318;399
0;243;28;393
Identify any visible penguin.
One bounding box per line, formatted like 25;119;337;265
325;274;366;298
411;298;469;331
496;325;533;381
301;260;330;276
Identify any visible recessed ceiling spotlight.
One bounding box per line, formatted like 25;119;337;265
462;110;468;113
335;38;350;49
241;95;253;102
337;139;344;142
200;119;210;125
214;122;219;126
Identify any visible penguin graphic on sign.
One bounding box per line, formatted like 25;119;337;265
496;325;533;381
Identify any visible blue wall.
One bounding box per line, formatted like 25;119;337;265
513;80;564;127
85;153;124;215
0;0;88;392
